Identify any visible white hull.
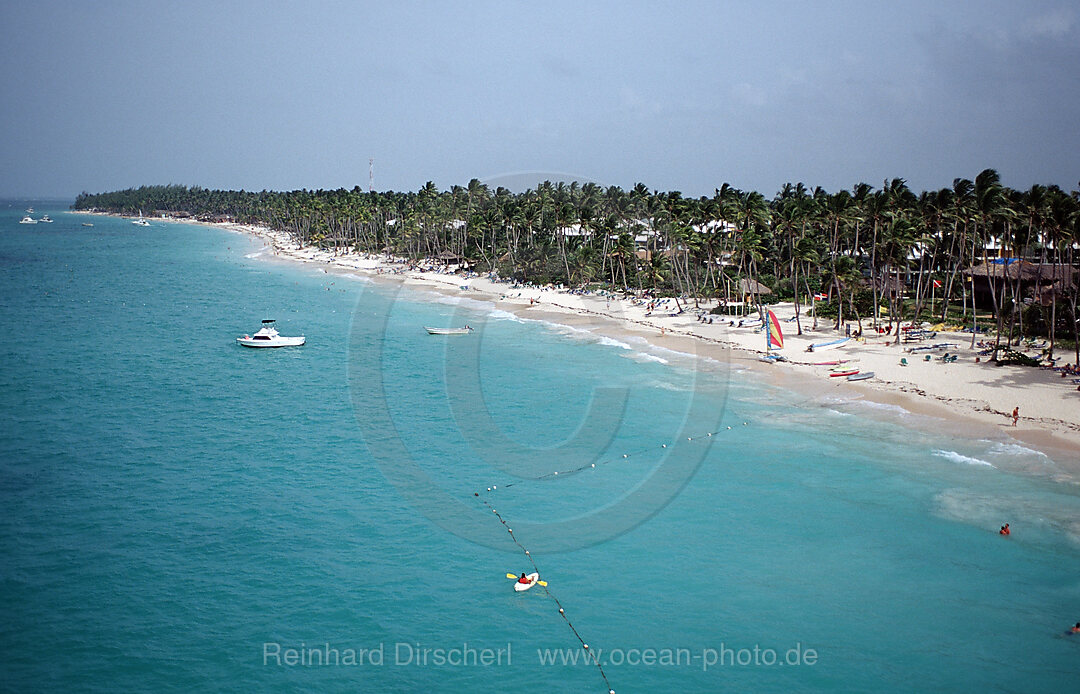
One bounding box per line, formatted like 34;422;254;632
425;326;472;335
808;338;850;352
237;335;305;348
514;573;539;592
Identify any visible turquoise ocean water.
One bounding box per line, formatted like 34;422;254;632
2;204;1079;692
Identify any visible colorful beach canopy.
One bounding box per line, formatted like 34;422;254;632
767;309;784;350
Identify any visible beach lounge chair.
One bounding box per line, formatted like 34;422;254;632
924;355;932;362
899;358;908;366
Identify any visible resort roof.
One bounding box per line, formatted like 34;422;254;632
737;278;772;295
965;261;1076;285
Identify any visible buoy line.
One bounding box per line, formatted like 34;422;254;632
473;423;750;693
477;424;748;494
474;493;615;693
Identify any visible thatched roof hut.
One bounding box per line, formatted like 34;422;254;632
965;260;1075;284
964;260;1076;308
737;278;772;296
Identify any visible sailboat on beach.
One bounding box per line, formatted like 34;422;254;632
758;309;786;362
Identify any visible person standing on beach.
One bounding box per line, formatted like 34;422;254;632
1011;407;1019;426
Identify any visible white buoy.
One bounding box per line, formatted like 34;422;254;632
622;454;628;458
554;471;558;475
662;444;667;448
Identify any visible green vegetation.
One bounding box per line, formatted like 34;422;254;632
73;171;1080;362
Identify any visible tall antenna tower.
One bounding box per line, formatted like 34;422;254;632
369;158;374;193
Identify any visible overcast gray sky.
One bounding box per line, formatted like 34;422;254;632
1;0;1077;199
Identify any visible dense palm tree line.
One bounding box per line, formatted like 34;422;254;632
73;170;1080;361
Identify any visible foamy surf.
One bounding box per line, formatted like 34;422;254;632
622;351;669;364
933;450;996;468
985;441;1050;459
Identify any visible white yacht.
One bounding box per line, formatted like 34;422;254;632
237;320;305;348
132;217;150;226
39;215;53;223
19;215;37;224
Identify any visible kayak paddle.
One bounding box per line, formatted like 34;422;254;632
505;572;547;586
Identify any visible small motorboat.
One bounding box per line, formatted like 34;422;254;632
132;218;150;226
424;326;473;335
39;215;53;223
19;216;37;224
82;223;94;227
237;320;305;348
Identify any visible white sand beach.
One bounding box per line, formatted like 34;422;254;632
79;212;1080;465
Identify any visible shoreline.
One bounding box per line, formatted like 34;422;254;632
72;210;1080;473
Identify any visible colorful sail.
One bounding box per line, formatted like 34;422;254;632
766;310;784;350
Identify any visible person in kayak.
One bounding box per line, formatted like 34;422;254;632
518;573;531;584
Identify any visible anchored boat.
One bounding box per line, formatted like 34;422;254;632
424;326;473;335
237;320;305;348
